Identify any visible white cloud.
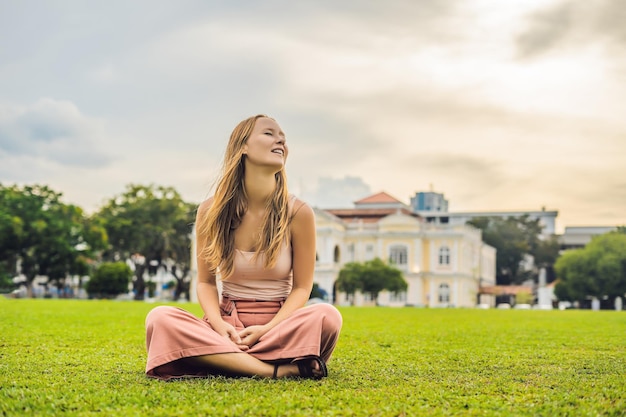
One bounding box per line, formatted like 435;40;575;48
297;176;372;208
0;98;112;167
516;0;626;59
88;64;117;83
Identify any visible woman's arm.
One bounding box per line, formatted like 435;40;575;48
196;198;243;346
237;199;316;346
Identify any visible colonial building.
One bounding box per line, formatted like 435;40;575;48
313;192;496;307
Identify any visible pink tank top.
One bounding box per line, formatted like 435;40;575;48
221;242;293;301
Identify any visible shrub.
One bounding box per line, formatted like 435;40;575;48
515;291;534;305
146;281;156;298
0;268;15;293
86;262;132;298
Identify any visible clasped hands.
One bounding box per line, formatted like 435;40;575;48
215;321;268;351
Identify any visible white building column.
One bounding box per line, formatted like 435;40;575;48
429;276;435;307
413;238;422;273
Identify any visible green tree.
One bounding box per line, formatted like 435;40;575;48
467;215;555;285
94;184;196;300
0;184;107;297
360;258;407;303
336;262;364;305
534;235;561;282
86;262;132;298
0;265;15;293
554;232;626;305
337;258;408;305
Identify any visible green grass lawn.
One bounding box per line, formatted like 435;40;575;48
1;298;625;416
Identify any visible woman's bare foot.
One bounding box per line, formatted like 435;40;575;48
273;356;327;379
273;363;299;378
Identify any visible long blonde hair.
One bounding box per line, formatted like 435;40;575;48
197;114;291;279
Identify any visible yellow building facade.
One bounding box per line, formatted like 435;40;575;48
313;194;496;307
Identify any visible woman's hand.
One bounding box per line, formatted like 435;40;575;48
238;325;269;348
210;319;250;351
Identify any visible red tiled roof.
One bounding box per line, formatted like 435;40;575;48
325;207;419;223
354;191;404;205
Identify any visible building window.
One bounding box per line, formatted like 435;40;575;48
389;291;407;303
439;246;450;265
389;245;408;266
438;283;450;303
365;244;374;261
333;245;340;263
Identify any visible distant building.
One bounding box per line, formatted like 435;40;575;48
427;209;559;236
559;226;618;250
314;192;496;307
409;190;558;237
416;206;559;236
410;191;448;212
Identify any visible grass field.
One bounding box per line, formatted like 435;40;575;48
1;298;625;416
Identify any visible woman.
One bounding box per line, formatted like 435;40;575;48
145;114;342;380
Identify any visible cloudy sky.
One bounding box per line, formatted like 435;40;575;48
1;0;624;233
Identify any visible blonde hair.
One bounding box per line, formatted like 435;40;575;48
197;114;290;279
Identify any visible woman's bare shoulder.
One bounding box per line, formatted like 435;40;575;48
289;196;314;222
196;196;215;218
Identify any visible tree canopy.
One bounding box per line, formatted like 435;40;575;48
467;215;559;285
94;184;196;300
86;261;133;298
554;231;626;304
0;183;107;296
337;258;407;305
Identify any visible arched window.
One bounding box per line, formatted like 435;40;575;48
333;245;340;263
389;245;408;266
438;283;450;303
438;246;450;265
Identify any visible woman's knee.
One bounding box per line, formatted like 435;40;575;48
145;305;178;327
310;303;343;331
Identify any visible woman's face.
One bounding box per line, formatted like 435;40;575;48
242;117;288;169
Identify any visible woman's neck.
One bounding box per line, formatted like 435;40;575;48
244;167;277;209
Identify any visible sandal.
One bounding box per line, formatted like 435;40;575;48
271;355;328;380
293;355;328;380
